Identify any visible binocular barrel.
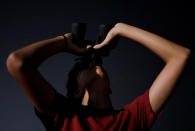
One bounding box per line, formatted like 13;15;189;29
71;22;120;56
96;24;114;43
71;23;87;48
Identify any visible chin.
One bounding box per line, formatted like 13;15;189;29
95;66;105;78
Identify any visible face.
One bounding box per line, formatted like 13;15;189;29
77;60;112;108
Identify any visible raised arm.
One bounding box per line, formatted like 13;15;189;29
94;23;191;114
6;33;91;116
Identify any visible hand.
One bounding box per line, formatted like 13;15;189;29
93;25;119;50
64;33;92;56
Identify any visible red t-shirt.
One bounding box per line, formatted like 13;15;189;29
34;89;162;131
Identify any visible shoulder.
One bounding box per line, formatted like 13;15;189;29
34;90;68;118
124;89;150;111
123;89;162;118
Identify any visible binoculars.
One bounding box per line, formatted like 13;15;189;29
71;22;120;56
71;22;120;66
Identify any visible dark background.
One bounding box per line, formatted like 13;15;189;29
0;0;194;130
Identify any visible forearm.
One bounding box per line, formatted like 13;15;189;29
9;36;66;69
113;23;191;113
114;23;190;63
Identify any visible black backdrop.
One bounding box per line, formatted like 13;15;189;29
0;0;194;131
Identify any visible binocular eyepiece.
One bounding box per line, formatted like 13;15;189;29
71;22;120;67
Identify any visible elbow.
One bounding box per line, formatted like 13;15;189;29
180;48;191;60
6;52;24;73
171;47;191;63
168;47;191;64
185;48;191;57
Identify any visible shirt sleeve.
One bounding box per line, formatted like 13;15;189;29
124;89;163;129
33;90;68;131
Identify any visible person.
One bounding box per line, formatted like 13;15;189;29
6;22;191;131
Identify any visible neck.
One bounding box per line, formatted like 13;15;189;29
81;89;112;109
81;89;89;106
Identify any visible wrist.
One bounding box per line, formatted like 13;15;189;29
113;23;122;36
56;35;68;52
114;22;134;37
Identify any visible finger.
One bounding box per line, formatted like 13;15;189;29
78;45;92;55
64;33;71;38
93;38;110;49
93;44;104;50
79;49;88;55
93;45;99;49
86;45;92;49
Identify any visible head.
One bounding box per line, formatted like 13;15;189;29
66;57;112;109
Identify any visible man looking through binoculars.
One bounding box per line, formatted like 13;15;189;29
6;22;191;131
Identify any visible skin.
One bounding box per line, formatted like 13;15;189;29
94;23;191;113
6;23;190;118
77;60;112;109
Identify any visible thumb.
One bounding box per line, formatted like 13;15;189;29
93;44;103;50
